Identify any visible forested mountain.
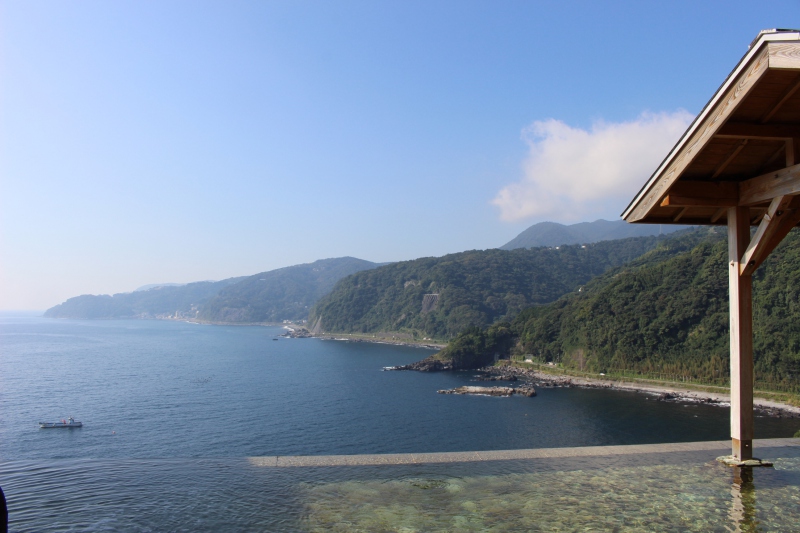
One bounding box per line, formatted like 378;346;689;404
44;257;379;321
197;257;379;323
431;227;800;389
44;278;245;319
308;235;668;340
500;219;689;250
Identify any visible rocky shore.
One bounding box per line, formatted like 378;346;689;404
390;358;800;418
280;327;445;349
476;365;800;419
281;327;314;339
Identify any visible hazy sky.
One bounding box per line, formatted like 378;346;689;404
2;1;797;310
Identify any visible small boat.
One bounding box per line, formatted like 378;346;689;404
39;417;82;429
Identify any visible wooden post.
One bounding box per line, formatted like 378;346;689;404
728;206;754;460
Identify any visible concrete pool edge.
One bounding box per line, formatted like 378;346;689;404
245;437;800;467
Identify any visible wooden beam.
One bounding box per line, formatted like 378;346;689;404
738;162;800;205
716;122;799;139
661;195;738;207
740;195;793;275
657;181;738;208
768;41;800;69
711;208;726;223
662;181;738;201
728;206;754;461
741;197;800;275
653;165;800;212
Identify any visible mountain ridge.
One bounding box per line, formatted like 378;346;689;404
44;257;379;321
500;219;689;250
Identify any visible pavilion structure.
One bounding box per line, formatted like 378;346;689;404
623;29;800;462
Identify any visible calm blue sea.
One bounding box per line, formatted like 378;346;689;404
1;315;798;459
2;315;799;531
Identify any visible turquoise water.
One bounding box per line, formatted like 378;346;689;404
2;445;799;531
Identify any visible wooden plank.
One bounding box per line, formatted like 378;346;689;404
728;206;754;461
626;47;771;222
768;42;800;70
660;195;737;207
716;122;799;139
738;162;800;205
664;181;739;199
740;195;792;275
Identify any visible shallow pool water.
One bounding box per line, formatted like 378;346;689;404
300;451;800;532
3;440;799;531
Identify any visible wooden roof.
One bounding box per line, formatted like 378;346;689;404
623;30;800;226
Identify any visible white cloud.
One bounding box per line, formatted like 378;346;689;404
492;110;694;222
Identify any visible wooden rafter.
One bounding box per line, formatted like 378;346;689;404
715;122;799;140
711;208;726;223
760;75;800;123
711;139;749;179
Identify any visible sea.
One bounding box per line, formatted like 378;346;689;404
1;314;799;531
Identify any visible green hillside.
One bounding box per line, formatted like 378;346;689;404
430;227;800;391
197;257;379;323
308;235;668;340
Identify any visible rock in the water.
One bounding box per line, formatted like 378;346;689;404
437;385;536;397
393;356;452;372
438;386;514;396
515;385;537;397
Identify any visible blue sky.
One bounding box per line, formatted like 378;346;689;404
2;1;798;310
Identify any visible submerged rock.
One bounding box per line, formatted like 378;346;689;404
439;386;514;396
437;385;536;397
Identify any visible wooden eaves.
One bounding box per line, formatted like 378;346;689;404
622;29;800;462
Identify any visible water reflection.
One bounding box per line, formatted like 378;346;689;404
729;466;757;533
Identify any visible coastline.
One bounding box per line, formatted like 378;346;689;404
481;363;800;419
297;330;446;350
274;323;446;349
